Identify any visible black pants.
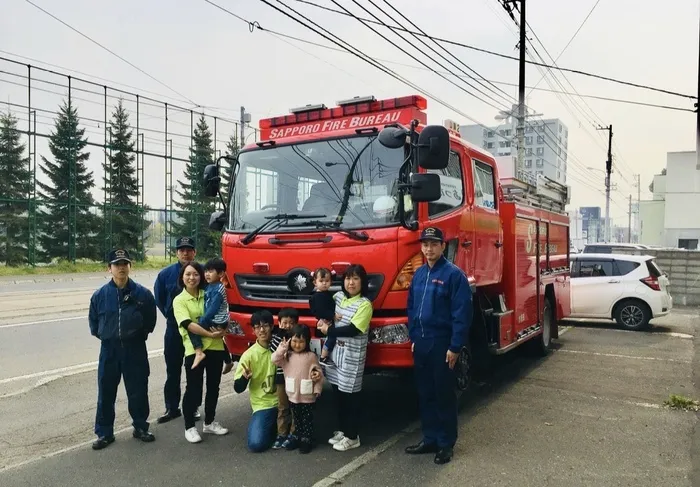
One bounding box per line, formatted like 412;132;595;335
332;385;359;440
95;339;150;437
182;350;226;429
290;403;315;440
163;323;184;411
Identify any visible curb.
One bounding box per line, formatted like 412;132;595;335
0;271;163;287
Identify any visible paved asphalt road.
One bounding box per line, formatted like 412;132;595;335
0;275;698;486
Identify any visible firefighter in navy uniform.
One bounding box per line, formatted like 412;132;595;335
405;227;472;465
89;249;158;450
154;236;201;423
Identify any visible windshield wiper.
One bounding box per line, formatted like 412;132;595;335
305;220;370;242
240;213;326;245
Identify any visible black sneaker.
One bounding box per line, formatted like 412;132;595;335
283;435;299;450
299;437;313;454
133;429;155;442
92;436;115;450
194;409;201;421
272;435;286;450
319;356;334;366
157;409;181;424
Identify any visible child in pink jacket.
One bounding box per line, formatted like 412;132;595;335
271;324;324;454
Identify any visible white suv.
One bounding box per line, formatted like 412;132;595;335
568;254;672;330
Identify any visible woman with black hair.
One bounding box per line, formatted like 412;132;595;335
316;264;373;452
172;262;229;444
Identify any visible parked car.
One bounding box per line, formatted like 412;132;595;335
582;243;649;254
568;253;672;330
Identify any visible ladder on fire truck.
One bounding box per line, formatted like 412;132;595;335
500;175;570;214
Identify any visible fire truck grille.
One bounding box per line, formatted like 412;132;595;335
234;272;384;303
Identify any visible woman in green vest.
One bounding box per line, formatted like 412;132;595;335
173;262;229;444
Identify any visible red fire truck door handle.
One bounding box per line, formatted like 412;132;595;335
461;240;472;248
494;241;503;248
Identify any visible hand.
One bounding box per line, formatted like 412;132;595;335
446;350;459;370
280;337;290;350
310;369;322;382
411;342;414;353
334;313;342;322
222;362;234;375
240;363;252;379
209;328;226;339
316;320;329;335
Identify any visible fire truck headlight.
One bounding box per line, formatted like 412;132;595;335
369;324;410;344
391;253;424;291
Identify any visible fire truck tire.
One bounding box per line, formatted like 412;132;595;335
533;298;554;356
613;299;651;331
454;344;472;405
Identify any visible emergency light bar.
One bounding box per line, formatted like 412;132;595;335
290;103;327;114
336;95;376;106
259;95;428;129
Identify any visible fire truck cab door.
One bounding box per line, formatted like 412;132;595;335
471;158;503;285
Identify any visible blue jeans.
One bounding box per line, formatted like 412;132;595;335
247;407;277;453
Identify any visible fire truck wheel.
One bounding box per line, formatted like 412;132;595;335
613;299;651;331
454;344;472;404
533;298;554;356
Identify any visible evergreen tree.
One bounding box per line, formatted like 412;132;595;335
103;99;149;259
220;133;240;197
171;115;219;258
0;112;31;265
37;99;102;262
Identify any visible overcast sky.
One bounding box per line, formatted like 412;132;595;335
1;0;698;224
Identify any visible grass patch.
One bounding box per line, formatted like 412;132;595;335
664;394;700;411
0;256;172;277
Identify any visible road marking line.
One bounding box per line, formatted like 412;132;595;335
558;349;691;363
0;391;236;473
0;316;88;329
0;348;164;385
312;421;420;487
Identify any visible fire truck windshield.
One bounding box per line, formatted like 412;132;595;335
229;135;407;233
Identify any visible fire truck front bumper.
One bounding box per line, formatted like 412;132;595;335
226;311;414;368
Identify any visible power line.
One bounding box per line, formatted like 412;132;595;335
24;0;199;107
527;0;602;96
290;0;696;100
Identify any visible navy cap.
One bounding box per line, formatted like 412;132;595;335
108;248;132;264
176;236;196;249
419;227;444;242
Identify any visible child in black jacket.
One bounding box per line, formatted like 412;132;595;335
309;267;337;365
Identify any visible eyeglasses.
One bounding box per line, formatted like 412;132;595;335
252;323;271;330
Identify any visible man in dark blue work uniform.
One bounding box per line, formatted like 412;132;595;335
89;249;157;450
405;227;472;465
154;236;200;423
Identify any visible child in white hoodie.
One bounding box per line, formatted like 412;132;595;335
271;324;324;454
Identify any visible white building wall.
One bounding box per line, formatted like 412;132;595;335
639;200;665;246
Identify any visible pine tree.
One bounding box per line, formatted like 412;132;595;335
220;133;240;197
37;99;102;262
103;99;149;259
171;115;219;258
0;112;31;265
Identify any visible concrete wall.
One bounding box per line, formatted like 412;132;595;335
617;248;700;306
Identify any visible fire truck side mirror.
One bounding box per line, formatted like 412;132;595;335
203;164;221;198
417;125;449;170
409;173;441;202
209;210;226;231
378;126;408;149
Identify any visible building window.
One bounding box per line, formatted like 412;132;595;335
536;170;543;175
536;147;544;156
526;148;532;156
557;171;561;179
559;125;563;133
505;141;511;148
525;136;532;145
428;151;464;217
487;131;494;138
482;140;487;148
499;129;506;136
526;126;533;133
536;158;543;167
538;125;545;133
487;142;494;149
525;159;532;168
558;147;561;156
505;129;512;136
483;129;488;138
537;135;544;144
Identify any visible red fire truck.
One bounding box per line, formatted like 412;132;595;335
203;94;571;391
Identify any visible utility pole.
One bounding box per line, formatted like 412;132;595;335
597;124;613;242
696;19;699;169
500;0;526;179
240;106;246;149
627;194;632;243
635;174;641;243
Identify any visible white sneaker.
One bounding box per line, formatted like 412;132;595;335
185;427;202;443
333;436;360;451
203;421;229;436
328;431;345;445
